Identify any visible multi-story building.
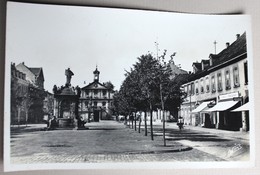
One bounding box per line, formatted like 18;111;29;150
79;67;114;122
11;62;46;124
11;63;29;124
180;32;249;131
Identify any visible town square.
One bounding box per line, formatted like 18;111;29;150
4;1;253;171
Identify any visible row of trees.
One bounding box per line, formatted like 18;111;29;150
113;52;186;145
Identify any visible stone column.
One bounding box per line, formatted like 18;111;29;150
53;99;59;117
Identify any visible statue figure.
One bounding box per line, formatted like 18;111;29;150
76;86;81;96
53;85;58;94
65;68;74;86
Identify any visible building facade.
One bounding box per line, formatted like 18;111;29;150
180;33;249;131
79;67;114;122
11;62;46;124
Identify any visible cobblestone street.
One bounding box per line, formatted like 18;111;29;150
10;120;249;164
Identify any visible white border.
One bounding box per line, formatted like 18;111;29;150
3;3;255;172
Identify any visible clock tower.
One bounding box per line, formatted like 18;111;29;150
93;66;100;82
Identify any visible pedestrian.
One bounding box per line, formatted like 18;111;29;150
48;115;57;130
177;116;184;130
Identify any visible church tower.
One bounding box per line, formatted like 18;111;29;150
93;66;100;82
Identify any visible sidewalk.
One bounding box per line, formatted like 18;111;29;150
165;122;250;142
130;120;249;142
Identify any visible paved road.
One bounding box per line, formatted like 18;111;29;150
10;120;249;164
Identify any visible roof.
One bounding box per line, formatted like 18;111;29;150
81;81;109;90
93;67;100;74
201;59;210;64
211;32;246;67
29;68;42;76
184;32;247;84
192;62;202;71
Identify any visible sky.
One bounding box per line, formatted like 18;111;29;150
6;2;251;92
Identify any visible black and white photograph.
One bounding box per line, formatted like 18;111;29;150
4;1;254;171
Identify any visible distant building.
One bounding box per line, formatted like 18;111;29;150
79;67;114;122
153;60;189;122
180;32;249;131
11;62;46;124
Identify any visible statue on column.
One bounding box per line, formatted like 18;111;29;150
65;68;74;86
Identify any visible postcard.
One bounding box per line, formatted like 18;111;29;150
4;1;254;172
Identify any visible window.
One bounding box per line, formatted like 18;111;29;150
200;79;204;93
225;69;231;90
217;72;222;91
244;62;248;85
233;65;240;87
102;90;107;96
205;77;210;93
94;101;97;107
211;75;216;93
102;102;106;106
191;82;195;95
85;90;89;96
195;81;199;94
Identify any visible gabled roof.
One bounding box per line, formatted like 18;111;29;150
29;67;44;81
81;81;108;90
211;32;246;67
184;32;247;84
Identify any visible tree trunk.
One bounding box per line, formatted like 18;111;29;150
134;112;137;131
138;113;141;133
160;83;166;146
132;117;133;129
163;110;166;146
144;111;147;136
150;102;154;140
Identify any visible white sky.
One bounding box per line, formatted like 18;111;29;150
6;2;251;92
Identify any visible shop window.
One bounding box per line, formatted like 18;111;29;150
225;69;231;90
233;65;240;87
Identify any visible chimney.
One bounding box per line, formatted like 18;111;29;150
226;42;230;48
236;34;240;39
22;62;24;64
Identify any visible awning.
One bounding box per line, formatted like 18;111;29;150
204;101;239;112
232;102;250;112
191;102;210;113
